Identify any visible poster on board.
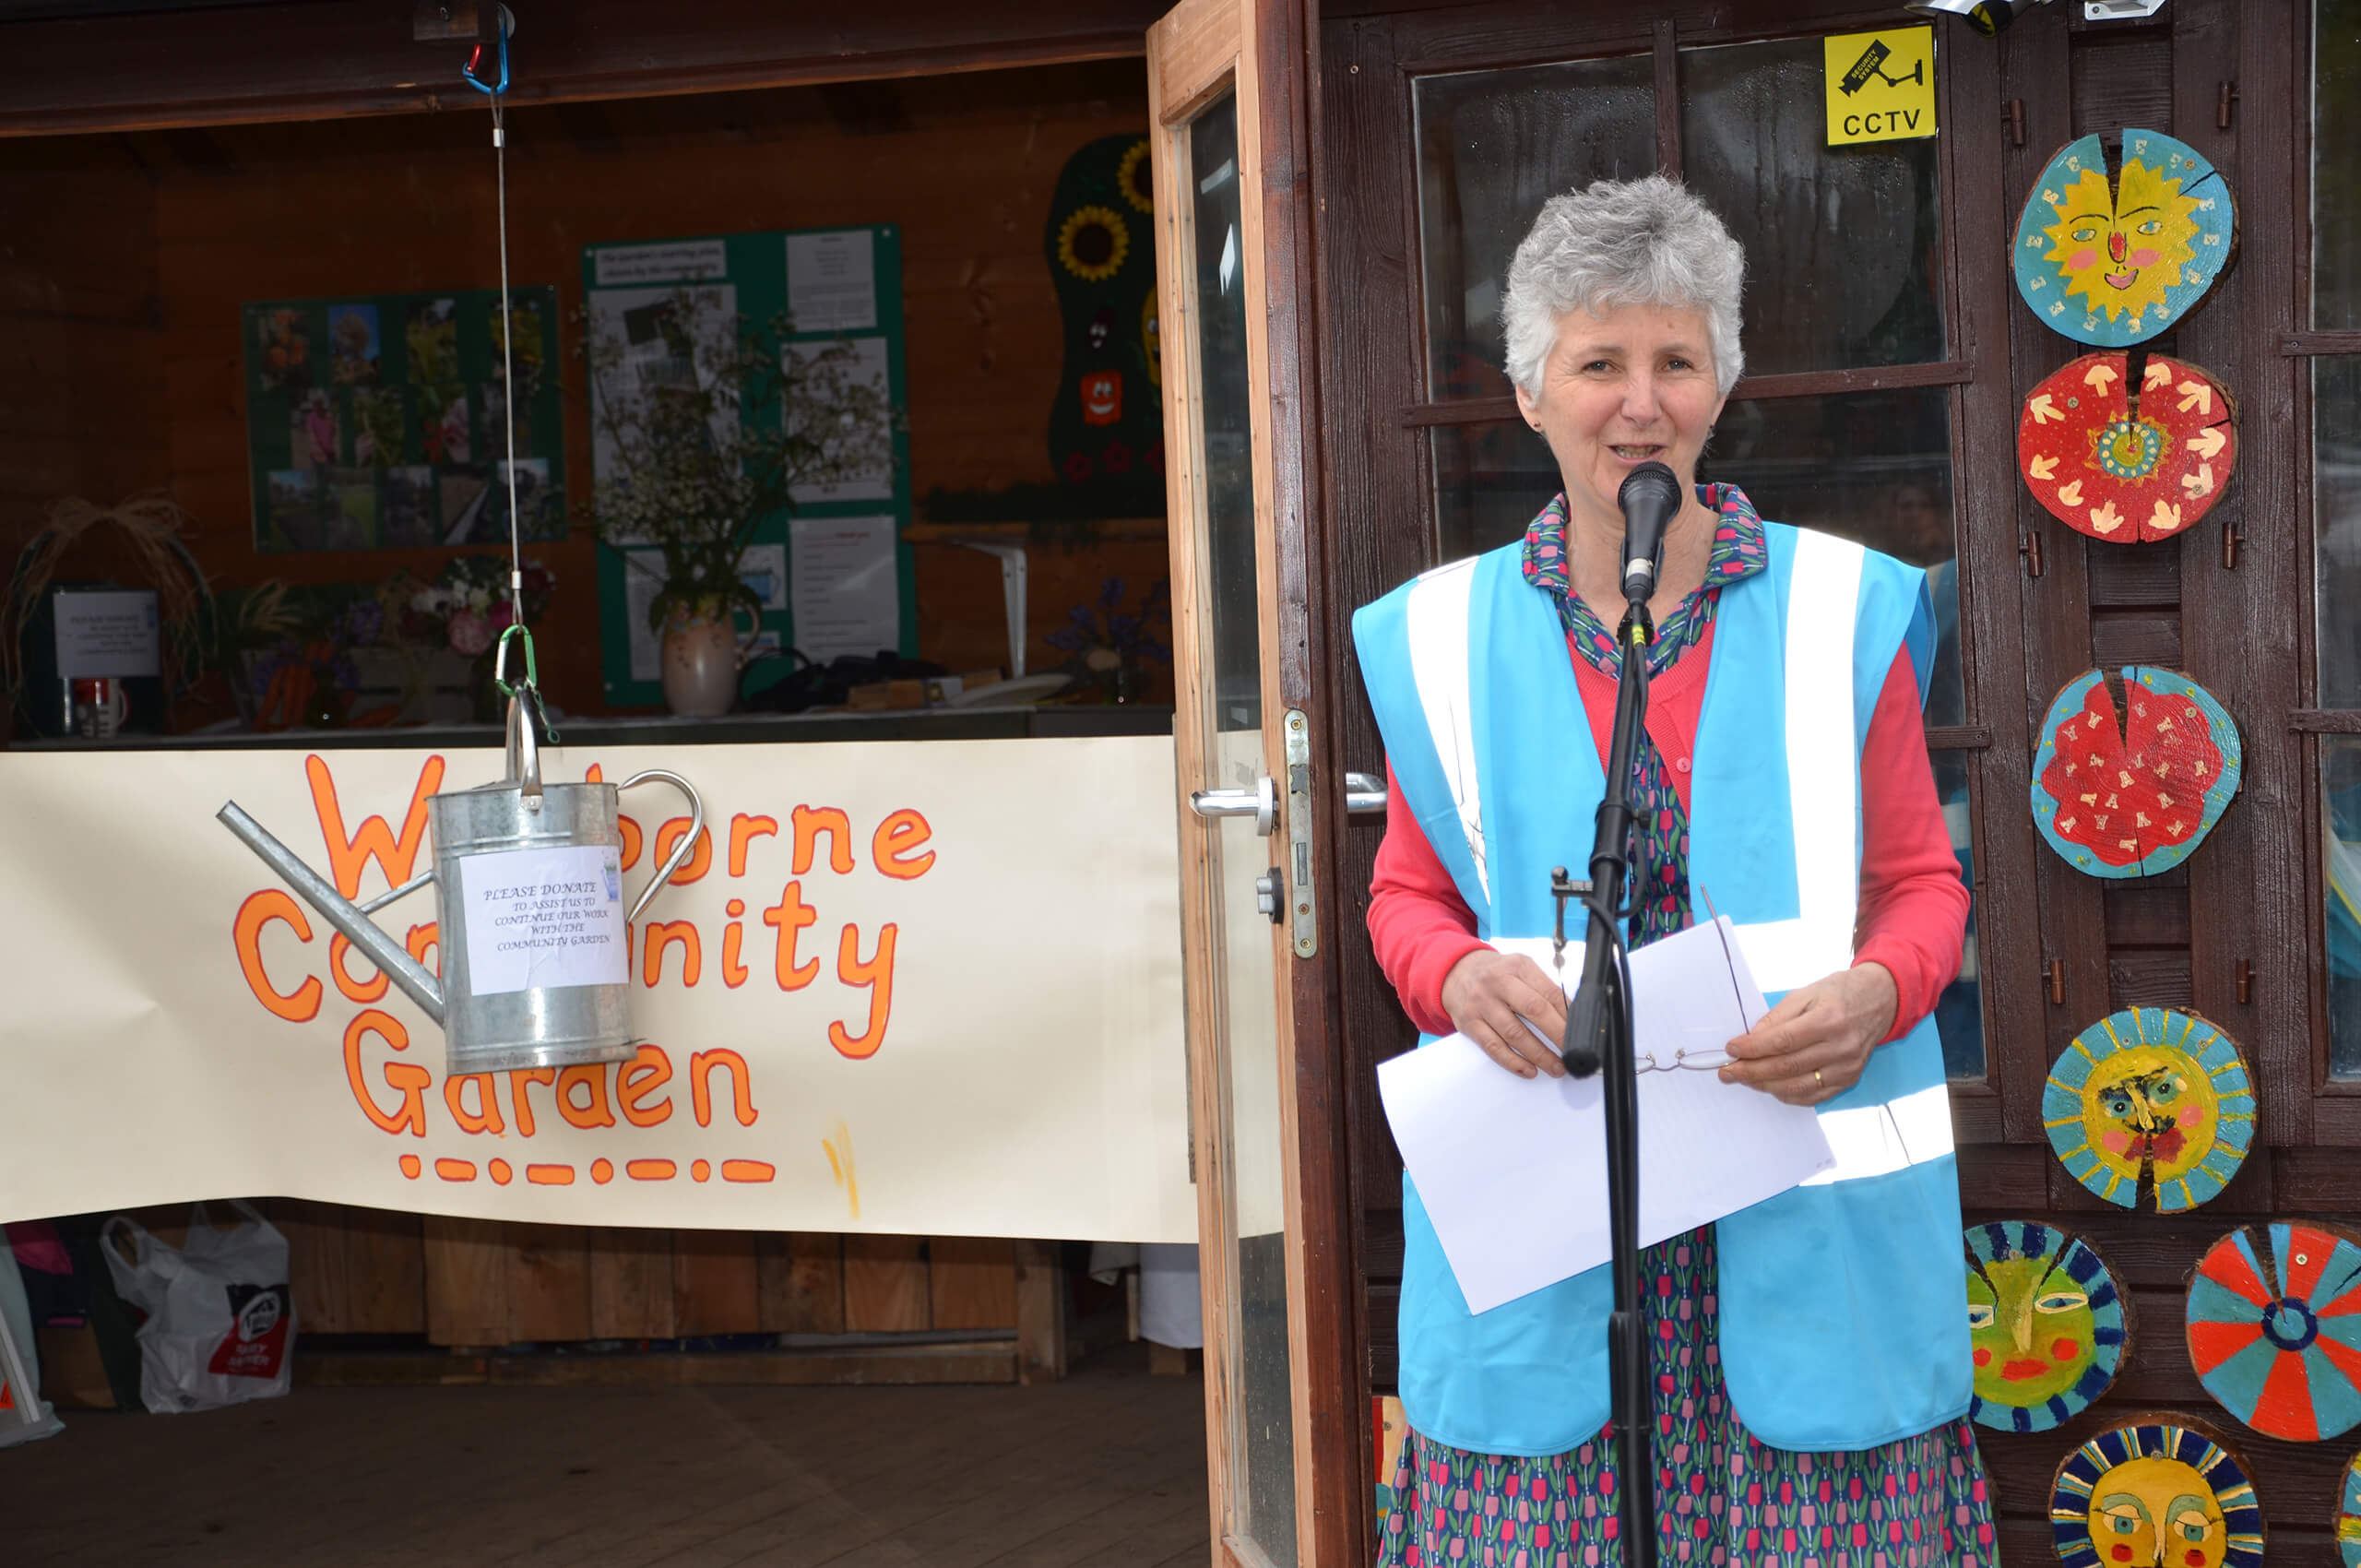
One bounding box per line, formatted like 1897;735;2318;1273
581;228;915;707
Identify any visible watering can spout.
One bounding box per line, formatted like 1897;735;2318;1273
216;801;446;1027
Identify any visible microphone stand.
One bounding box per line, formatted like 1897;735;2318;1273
1553;593;1656;1568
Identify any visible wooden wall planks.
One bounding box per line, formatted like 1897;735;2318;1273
0;61;1171;716
275;1200;1026;1357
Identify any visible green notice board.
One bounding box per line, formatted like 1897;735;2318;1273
581;227;915;706
242;286;566;552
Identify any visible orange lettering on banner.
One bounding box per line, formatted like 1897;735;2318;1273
762;882;820;990
233;889;323;1023
721;900;750;988
328;932;390;1004
790;805;856;875
407;921;439;975
343;1010;430;1135
643;921;702;987
691;1049;758;1127
872;809;936;880
618;1044;674;1127
653;819;712;884
557;1064;618;1129
307;754;443;898
445;1074;505;1134
729;814;778;875
507;1067;557;1136
829;923;899;1060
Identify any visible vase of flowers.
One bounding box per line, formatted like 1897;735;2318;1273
1046;576;1171;704
581;288;895;715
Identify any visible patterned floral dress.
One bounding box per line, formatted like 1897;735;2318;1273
1374;487;1997;1568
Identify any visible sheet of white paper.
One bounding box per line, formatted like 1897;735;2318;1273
585;283;740;494
53;589;160;679
786;230;878;333
789;515;900;662
591;238;729;288
1376;918;1834;1314
457;844;629;997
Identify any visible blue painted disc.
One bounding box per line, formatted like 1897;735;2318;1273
2013;128;2235;346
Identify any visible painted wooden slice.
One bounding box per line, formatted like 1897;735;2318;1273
1965;1221;2130;1433
2015;128;2235;346
2019;352;2236;543
2050;1415;2264;1568
2044;1007;2255;1212
2187;1222;2361;1443
2336;1446;2361;1565
2032;667;2242;878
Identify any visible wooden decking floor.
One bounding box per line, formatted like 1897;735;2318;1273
8;1348;1211;1567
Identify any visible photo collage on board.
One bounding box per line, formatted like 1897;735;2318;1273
245;286;567;552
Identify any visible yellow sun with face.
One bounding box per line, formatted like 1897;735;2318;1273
2042;157;2202;323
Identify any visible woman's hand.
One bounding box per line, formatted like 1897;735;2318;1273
1718;961;1898;1106
1441;948;1568;1079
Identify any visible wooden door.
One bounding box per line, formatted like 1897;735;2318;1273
1147;1;1358;1564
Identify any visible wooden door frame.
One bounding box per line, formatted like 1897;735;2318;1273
1149;0;1360;1563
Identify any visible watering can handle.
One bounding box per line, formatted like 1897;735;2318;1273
617;769;705;926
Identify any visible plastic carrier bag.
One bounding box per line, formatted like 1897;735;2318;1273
101;1202;295;1414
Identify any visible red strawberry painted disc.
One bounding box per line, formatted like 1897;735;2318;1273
2018;351;2236;543
2031;667;2243;879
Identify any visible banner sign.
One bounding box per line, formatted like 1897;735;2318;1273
0;738;1195;1244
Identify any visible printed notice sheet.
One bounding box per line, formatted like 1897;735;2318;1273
457;845;629;996
789;514;900;662
1376;917;1836;1313
786;230;878;333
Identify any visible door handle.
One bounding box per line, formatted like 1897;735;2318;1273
1345;770;1388;816
1189;774;1278;836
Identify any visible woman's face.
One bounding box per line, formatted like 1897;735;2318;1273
1514;300;1726;532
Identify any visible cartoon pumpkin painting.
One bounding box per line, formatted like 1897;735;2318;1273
2044;1008;2254;1212
1964;1221;2129;1434
2050;1418;2264;1568
2014;129;2234;348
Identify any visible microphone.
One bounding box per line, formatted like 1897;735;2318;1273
1617;462;1683;603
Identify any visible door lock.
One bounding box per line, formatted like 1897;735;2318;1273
1254;868;1284;924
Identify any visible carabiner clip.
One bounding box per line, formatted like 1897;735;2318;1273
463;7;511;96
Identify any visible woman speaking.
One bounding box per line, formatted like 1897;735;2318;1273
1354;177;1993;1566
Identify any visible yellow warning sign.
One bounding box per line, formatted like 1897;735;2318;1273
1823;27;1937;146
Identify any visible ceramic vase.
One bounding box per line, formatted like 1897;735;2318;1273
661;614;740;717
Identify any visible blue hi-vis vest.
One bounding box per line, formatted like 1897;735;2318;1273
1352;519;1972;1456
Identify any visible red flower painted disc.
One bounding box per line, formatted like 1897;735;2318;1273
2018;352;2236;543
2031;667;2242;878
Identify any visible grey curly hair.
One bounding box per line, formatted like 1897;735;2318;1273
1501;175;1747;398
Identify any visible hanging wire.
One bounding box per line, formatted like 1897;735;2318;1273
465;14;535;707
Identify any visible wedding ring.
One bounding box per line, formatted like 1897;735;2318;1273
1813;1069;1824;1087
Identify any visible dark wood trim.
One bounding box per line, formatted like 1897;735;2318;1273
1652;18;1682;180
1394;361;1978;427
1996;4;2103;1150
1924;725;1994;752
0;0;1167;137
2178;0;2310;1148
2293;709;2361;733
2282;331;2361;356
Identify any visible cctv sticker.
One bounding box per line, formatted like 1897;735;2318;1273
1822;27;1938;147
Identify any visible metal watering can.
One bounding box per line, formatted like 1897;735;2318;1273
217;684;704;1075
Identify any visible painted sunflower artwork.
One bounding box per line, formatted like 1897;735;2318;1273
2050;1418;2264;1568
2044;1007;2254;1212
2339;1446;2361;1566
1043;135;1162;497
1964;1221;2130;1434
2018;351;2236;544
2014;128;2234;347
2187;1222;2361;1443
